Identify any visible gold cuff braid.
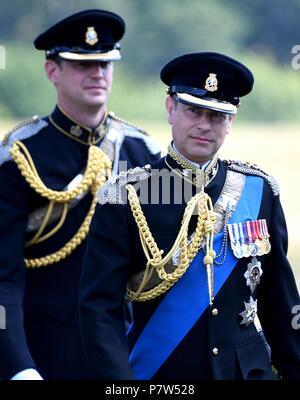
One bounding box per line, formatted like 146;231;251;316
10;140;112;268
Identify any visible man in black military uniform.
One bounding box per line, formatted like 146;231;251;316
0;9;160;380
80;52;300;380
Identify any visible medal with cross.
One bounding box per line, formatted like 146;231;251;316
244;256;263;293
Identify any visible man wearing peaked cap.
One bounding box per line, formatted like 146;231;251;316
0;9;160;380
80;52;300;380
34;9;125;62
160;52;254;114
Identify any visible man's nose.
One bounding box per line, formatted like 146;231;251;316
196;112;211;130
90;63;105;77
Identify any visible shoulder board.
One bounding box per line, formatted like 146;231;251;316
224;159;280;196
108;111;161;156
108;111;148;135
0;116;48;166
97;164;152;205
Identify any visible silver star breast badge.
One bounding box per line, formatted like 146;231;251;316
239;296;257;327
244;257;263;293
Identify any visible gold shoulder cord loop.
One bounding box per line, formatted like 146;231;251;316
25;200;57;246
126;184;216;303
25;201;68;247
10;140;112;268
10;141;107;202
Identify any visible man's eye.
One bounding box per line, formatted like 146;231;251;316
76;62;88;68
99;62;110;69
212;112;225;119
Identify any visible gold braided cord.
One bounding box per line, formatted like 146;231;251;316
10;141;109;203
24;173;109;268
24;196;98;268
25;200;56;247
9;140;111;268
126;184;216;302
25;202;68;247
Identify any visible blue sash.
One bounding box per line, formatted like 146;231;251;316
129;175;264;380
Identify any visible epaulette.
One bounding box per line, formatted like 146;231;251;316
108;111;149;135
0;116;48;166
97;164;152;205
224;159;280;196
108;111;161;156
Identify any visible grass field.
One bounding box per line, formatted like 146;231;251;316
1;119;299;289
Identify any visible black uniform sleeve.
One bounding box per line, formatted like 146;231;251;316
79;201;135;379
258;192;300;379
0;161;37;379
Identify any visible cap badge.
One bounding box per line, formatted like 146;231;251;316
204;73;218;92
85;27;98;46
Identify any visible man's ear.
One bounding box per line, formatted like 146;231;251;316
226;114;235;134
165;95;175;125
45;59;61;85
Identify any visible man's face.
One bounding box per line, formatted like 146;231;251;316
46;60;113;111
166;96;234;164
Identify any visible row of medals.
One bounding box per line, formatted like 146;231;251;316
228;219;271;259
227;220;271;326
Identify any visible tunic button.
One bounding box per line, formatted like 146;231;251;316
212;347;219;356
211;308;219;316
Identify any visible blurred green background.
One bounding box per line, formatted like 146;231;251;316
1;0;300;122
0;0;299;287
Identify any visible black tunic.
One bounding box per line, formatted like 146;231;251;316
80;154;300;380
0;106;160;379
